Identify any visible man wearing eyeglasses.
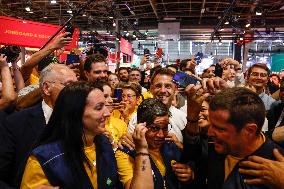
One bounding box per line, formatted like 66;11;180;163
0;64;77;188
246;63;279;111
84;54;109;83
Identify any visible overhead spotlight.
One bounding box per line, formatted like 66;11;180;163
82;13;87;17
109;16;113;19
67;9;72;14
256;11;262;16
245;23;251;28
113;22;116;27
25;7;31;12
225;21;229;25
50;0;57;4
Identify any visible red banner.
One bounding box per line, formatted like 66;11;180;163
120;37;133;56
0;16;79;50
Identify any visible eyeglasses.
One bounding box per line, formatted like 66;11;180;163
147;123;172;134
122;94;136;100
250;72;268;78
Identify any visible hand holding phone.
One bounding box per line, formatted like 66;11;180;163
113;88;123;103
173;71;200;88
66;54;79;65
214;63;223;78
65;25;75;38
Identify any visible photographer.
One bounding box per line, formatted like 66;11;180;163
0;54;17;110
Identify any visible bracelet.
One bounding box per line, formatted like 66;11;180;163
135;152;150;157
187;117;199;123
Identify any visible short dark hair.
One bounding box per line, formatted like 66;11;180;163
137;98;169;126
118;67;129;73
209;87;265;134
180;59;191;71
270;73;280;82
129;68;141;74
84;54;106;72
150;68;174;84
247;63;270;78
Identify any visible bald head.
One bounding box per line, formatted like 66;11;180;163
39;64;77;108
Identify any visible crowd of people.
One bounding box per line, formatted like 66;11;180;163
0;32;284;189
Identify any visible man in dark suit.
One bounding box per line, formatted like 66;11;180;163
0;63;77;188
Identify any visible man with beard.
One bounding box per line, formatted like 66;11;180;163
118;67;129;83
246;63;279;111
84;54;108;82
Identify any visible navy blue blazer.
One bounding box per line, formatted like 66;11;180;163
0;103;45;188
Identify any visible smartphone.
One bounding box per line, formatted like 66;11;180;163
65;24;75;38
173;71;200;88
113;88;122;103
144;48;150;55
66;54;79;65
214;63;223;78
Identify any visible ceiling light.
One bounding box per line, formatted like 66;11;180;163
225;21;229;25
113;22;116;27
220;28;224;31
109;16;113;19
25;7;31;12
43;16;47;19
256;11;262;16
50;0;57;4
240;37;244;40
245;23;251;28
82;13;87;17
67;10;72;14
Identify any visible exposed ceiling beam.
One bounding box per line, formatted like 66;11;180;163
149;0;159;19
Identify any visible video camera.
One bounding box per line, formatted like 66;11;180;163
0;46;21;63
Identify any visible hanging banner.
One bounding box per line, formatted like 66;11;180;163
120;37;133;56
0;16;79;50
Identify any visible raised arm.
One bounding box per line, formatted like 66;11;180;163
21;33;72;81
125;123;154;189
0;54;17;109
